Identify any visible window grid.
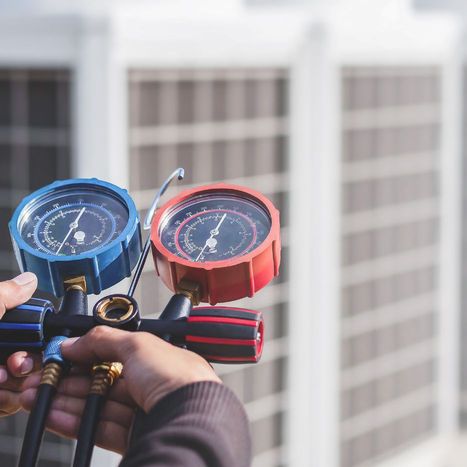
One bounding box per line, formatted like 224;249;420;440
128;68;289;467
340;66;441;467
0;68;72;465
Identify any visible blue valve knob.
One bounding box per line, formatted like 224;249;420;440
0;298;53;360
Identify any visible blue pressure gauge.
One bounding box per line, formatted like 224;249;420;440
9;179;142;297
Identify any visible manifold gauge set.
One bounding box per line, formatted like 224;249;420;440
2;170;281;467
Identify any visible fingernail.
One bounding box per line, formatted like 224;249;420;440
0;368;7;384
20;357;34;375
13;272;36;286
61;337;79;349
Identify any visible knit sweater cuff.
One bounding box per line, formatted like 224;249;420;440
142;381;247;432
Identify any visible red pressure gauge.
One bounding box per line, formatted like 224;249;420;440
150;183;281;304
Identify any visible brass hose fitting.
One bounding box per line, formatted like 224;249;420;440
176;279;201;306
95;296;134;323
63;275;87;293
39;362;63;387
89;362;123;396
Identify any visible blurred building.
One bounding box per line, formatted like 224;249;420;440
0;1;464;467
414;0;467;440
288;3;462;466
128;67;290;467
0;69;74;465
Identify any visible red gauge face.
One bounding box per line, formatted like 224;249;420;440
151;184;281;304
159;194;271;263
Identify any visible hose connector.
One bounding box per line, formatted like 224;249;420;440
40;362;63;387
90;362;123;396
176;280;200;306
43;335;68;366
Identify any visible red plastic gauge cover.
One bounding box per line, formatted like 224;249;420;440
150;183;281;304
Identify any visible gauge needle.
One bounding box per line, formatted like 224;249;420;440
56;207;86;254
196;213;226;261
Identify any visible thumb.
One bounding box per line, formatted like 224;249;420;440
0;273;37;318
61;326;134;365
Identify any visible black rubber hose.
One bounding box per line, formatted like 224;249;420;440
17;384;57;467
17;286;87;467
72;394;106;467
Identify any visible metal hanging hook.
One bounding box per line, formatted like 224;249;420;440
128;168;185;297
143;167;185;230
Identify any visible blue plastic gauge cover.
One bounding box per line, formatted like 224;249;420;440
9;178;142;297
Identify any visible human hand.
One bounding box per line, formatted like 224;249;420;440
0;272;41;416
21;367;135;453
20;326;221;454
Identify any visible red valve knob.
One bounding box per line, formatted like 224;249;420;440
184;306;264;364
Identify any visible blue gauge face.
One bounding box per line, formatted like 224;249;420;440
159;194;271;263
17;188;129;257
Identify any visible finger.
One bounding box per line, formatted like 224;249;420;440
0;273;37;318
108;379;135;408
69;366;93;376
0;389;21;417
56;376;134;408
21;387;134;427
54;395;134;428
21;387;133;427
19;365;89;382
61;326;166;365
6;352;42;377
94;417;129;454
20;389;131;455
22;373;134;407
19;387;40;411
0;365;34;392
58;375;134;407
21;368;104;393
21;372;41;391
44;409;129;454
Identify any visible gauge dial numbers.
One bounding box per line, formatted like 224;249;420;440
18;189;129;257
159;196;271;263
33;204;115;256
175;210;257;262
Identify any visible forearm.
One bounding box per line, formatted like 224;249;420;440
120;382;251;467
